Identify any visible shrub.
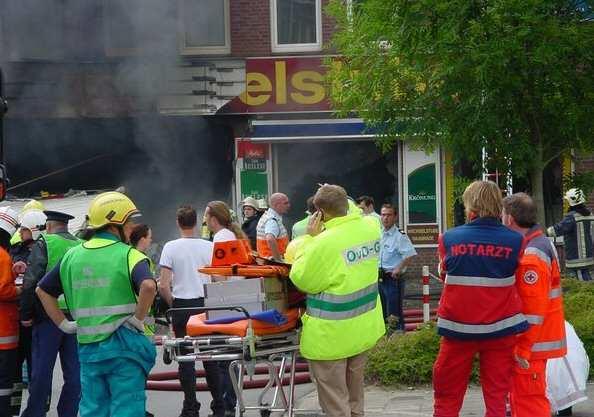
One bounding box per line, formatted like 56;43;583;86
366;323;440;386
562;278;594;379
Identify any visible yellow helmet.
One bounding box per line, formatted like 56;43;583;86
22;199;45;213
87;192;140;229
284;235;308;264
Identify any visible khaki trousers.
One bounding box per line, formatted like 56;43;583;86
309;351;367;417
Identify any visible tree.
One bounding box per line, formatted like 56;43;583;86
327;0;594;224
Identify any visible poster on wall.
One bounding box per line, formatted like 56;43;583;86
403;144;441;246
235;140;271;205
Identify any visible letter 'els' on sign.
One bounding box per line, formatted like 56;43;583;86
523;270;538;285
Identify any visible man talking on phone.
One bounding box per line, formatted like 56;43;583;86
289;184;385;417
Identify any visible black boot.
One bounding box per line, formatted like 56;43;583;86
558;407;573;416
179;399;201;417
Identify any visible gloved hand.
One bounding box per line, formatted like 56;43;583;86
126;315;145;333
58;319;77;334
546;226;556;237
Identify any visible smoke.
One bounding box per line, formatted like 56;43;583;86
1;0;234;244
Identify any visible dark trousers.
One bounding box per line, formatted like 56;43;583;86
10;325;33;415
379;270;406;330
172;298;225;415
218;361;236;411
21;319;80;417
0;349;17;417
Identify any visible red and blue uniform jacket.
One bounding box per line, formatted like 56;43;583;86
437;217;528;340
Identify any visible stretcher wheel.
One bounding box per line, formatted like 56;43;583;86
259;410;271;417
163;349;172;365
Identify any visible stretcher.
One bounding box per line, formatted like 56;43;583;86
161;306;308;417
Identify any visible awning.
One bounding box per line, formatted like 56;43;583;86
247;119;376;143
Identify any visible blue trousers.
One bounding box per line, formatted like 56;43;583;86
79;357;146;417
21;320;80;417
379;273;406;330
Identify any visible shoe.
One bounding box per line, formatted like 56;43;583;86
179;400;201;417
146;412;155;417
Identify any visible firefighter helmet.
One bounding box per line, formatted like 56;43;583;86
0;206;19;236
23;199;45;213
87;192;140;229
241;197;259;210
19;209;47;240
564;188;586;207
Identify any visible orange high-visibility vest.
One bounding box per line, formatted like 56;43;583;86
515;227;566;360
256;209;289;258
0;248;18;350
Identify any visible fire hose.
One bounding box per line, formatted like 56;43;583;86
146;364;311;391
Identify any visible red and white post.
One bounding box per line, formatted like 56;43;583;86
422;265;430;323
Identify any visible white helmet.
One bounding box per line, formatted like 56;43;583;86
19;209;47;240
0;206;19;236
241;197;259;210
564;188;586;207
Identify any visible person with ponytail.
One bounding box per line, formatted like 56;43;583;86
204;200;246;416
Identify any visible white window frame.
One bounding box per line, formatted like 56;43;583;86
270;0;322;53
179;0;231;56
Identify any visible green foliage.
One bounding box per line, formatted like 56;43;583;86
326;0;594;184
453;176;474;204
366;323;441;386
562;278;594;379
563;171;594;196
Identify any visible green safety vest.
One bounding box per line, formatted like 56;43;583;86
60;237;148;344
291;215;310;240
289;211;385;360
42;233;82;311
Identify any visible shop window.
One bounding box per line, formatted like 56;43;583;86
271;0;322;53
179;0;230;55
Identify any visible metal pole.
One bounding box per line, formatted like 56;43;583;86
422;265;430;323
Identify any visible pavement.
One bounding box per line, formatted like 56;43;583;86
25;349;594;416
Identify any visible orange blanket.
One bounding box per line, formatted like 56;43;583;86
186;308;301;337
198;264;290;278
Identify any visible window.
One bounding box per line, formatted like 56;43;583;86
179;0;230;55
271;0;322;53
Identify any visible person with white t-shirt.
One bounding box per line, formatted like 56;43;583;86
204;201;247;416
158;205;224;417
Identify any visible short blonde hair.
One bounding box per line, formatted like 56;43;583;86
462;180;503;219
314;184;348;217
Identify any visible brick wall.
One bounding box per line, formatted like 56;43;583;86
231;0;335;57
230;0;271;56
575;152;594;211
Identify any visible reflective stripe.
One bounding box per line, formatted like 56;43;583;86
71;303;136;319
575;215;594;222
308;282;378;304
524;247;551;266
531;339;566;352
525;314;544;325
437;313;526;334
307;298;377;320
445;274;515;287
0;387;13;396
0;336;18;344
549;287;562;299
144;316;155;326
77;316;130;336
566;257;594;268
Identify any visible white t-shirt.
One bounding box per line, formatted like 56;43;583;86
159;237;213;299
213;228;243;281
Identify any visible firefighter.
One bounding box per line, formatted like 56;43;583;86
20;211;82;417
240;197;261;249
502;193;567;417
433;181;528;417
0;206;20;417
35;192;157;417
256;193;290;261
289;184;385;417
547;188;594;281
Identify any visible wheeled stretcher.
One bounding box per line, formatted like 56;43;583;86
161;306;307;417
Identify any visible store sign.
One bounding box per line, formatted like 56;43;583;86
240;170;268;201
406;224;440;245
219;57;331;114
408;163;437;224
